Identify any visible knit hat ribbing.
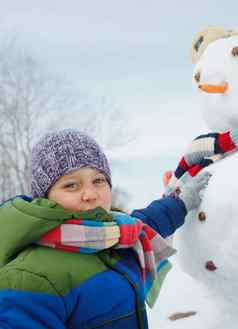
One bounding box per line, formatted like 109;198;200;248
31;129;111;198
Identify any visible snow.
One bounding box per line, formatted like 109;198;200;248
152;34;238;329
175;155;238;312
125;33;238;328
146;154;238;328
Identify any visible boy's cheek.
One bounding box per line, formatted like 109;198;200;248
101;190;112;212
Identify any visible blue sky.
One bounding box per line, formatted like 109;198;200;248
1;1;238;204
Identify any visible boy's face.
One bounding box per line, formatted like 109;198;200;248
47;167;112;212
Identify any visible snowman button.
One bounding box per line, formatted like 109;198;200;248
231;46;238;56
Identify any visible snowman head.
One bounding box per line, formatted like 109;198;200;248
191;27;238;131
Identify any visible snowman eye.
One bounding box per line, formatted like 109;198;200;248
231;47;238;57
194;36;204;52
194;71;201;83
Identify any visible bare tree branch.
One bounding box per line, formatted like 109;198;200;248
0;39;137;202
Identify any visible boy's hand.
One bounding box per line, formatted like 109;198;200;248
163;171;173;188
178;171;212;212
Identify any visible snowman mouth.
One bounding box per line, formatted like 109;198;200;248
198;82;228;94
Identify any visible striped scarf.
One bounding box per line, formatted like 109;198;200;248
37;209;175;308
166;130;238;194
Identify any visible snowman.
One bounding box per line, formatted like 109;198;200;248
167;27;238;307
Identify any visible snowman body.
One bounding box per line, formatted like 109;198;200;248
176;35;238;304
176;152;238;304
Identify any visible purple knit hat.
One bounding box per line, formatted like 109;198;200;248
31;129;111;198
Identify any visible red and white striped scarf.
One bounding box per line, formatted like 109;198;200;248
166;130;238;194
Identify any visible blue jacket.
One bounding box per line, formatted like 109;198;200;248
0;196;186;329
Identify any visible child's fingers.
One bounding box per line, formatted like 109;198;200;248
163;170;173;187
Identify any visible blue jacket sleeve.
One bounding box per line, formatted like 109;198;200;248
131;196;187;238
0;270;67;329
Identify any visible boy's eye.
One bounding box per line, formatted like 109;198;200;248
94;177;107;185
64;182;78;190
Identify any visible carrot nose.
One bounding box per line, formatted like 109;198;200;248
198;82;228;94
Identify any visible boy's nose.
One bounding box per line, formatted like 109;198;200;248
81;186;98;202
